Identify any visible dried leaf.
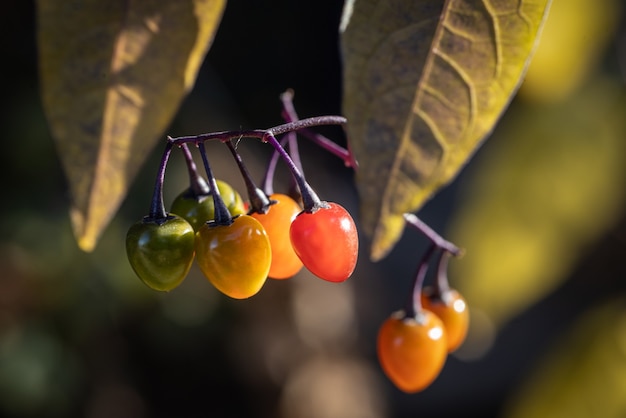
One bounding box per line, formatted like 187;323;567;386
340;0;552;261
37;0;226;251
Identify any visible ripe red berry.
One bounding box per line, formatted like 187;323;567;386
289;202;358;282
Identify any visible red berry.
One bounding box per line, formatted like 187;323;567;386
289;202;358;282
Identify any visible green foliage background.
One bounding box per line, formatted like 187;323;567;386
1;1;626;418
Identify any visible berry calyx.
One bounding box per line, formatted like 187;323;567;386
170;179;246;231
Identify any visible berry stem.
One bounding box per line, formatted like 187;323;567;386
405;244;436;320
280;90;355;168
403;213;463;257
260;135;285;196
286;131;304;183
286;131;304;200
167;116;347;147
434;250;452;296
224;140;272;214
148;140;173;220
180;143;210;196
261;134;299;198
269;116;347;136
263;132;324;213
166;115;347;214
197;142;233;226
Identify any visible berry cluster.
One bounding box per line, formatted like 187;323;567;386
377;213;469;393
125;90;468;394
125;92;358;299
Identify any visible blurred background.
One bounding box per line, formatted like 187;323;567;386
2;0;626;417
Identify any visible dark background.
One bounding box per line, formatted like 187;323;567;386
2;1;626;418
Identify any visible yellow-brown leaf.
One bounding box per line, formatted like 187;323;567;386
37;0;226;252
340;0;552;261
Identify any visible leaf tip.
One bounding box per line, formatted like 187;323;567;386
367;213;406;262
77;236;97;253
70;207;97;253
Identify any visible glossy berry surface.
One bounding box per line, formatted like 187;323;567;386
125;215;195;291
195;215;271;299
421;287;469;352
289;202;358;282
377;310;448;393
170;179;246;231
251;193;303;279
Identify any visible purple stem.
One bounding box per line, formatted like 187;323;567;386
148;141;174;220
403;213;463;256
180;143;210;196
405;244;436;319
261;135;289;196
279;89;297;120
167;116;347;147
297;127;356;168
280;90;355;168
286;131;304;181
262;132;324;212
261;143;280;196
434;250;452;295
197;142;233;226
167;115;347;213
269;116;347;136
224;140;272;214
286;131;304;198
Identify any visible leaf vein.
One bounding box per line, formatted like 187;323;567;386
517;1;534;32
422;84;458;113
431;47;476;133
441;19;476;44
413;108;448;152
482;0;503;80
